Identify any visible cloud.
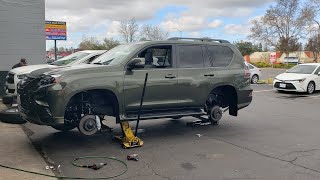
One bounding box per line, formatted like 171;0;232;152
105;21;121;38
45;0;275;48
46;0;274;32
189;32;201;37
224;24;251;35
208;20;223;28
160;16;207;32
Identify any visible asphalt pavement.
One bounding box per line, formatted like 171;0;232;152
18;83;320;180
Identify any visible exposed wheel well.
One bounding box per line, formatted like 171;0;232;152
207;85;238;116
64;89;120;124
309;81;315;85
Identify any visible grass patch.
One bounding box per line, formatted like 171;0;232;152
251;62;296;69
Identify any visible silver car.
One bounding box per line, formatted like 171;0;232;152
245;62;262;84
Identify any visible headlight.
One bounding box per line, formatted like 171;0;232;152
298;78;306;83
38;74;62;86
17;74;27;79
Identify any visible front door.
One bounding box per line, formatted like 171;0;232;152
314;66;320;90
123;45;179;116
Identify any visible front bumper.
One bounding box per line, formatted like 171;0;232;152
17;77;65;126
273;80;306;92
18;97;64;125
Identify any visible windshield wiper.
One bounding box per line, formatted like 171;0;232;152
93;62;102;65
102;58;115;65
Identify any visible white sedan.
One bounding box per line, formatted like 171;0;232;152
273;63;320;94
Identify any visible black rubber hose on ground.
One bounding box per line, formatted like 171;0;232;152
0;156;128;179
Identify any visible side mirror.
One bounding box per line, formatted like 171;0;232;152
127;58;145;71
318;72;320;76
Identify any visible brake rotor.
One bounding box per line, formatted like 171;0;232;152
78;115;99;136
210;105;223;123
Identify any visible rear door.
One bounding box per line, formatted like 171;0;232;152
176;45;218;108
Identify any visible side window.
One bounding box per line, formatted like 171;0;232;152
249;64;254;69
207;46;234;67
315;67;320;74
136;45;172;68
178;45;204;68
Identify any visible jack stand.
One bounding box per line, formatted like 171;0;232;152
186;116;218;127
114;121;144;149
187;107;229;127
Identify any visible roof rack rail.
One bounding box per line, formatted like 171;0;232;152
167;37;230;43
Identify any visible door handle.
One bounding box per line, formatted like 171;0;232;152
165;74;176;79
204;74;215;77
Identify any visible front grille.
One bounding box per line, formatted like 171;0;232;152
274;82;296;90
8;89;15;93
7;73;14;84
17;77;39;111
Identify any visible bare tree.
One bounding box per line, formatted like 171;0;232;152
119;18;139;43
308;0;320;30
249;0;314;57
78;37;104;50
102;38;120;50
305;34;320;62
140;24;169;41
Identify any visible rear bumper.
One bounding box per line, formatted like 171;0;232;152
237;89;253;110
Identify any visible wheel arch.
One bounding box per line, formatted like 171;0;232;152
207;84;238;116
64;88;121;122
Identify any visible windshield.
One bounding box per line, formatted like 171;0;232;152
51;52;90;66
287;65;317;74
91;43;139;65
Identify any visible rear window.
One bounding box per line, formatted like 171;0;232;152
178;45;204;68
207;46;234;67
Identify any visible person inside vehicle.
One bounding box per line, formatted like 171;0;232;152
12;58;27;69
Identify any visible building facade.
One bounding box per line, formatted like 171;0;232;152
0;0;45;95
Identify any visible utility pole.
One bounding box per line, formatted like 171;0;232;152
54;40;57;60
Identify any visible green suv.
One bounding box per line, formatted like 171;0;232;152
17;38;252;133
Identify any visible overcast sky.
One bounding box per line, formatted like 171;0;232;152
45;0;276;49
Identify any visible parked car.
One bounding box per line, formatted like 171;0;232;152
4;50;107;96
284;57;300;64
273;63;320;94
245;62;262;84
17;37;253;134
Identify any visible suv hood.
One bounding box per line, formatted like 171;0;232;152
28;64;122;77
275;73;311;81
10;64;56;75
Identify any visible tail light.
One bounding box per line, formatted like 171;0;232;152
244;65;251;78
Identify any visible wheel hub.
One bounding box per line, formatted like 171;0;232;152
78;115;99;136
308;83;315;94
210;106;223;122
84;119;96;132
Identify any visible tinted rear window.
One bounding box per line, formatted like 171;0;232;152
207;46;234;67
178;45;204;68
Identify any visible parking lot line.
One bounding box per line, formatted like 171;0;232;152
253;89;274;93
